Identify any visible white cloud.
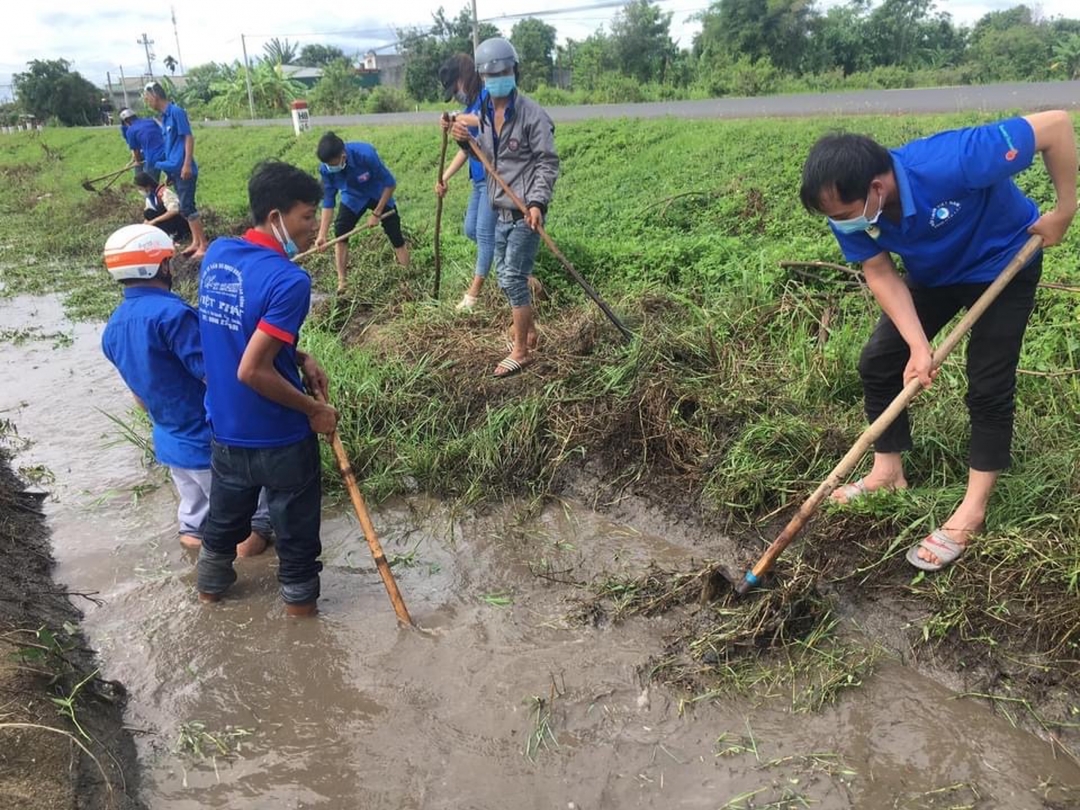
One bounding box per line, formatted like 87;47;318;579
1;0;1076;101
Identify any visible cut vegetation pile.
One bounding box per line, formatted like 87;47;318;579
1;115;1078;748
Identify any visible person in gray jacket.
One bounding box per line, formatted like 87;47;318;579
451;37;559;378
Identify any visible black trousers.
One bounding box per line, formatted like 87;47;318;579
858;256;1041;472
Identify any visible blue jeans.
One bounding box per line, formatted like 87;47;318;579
464;177;497;279
197;434;323;604
494;217;541;307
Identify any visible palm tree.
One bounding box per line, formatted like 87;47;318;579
164;55;178;75
263;37;298;66
208;60;305;118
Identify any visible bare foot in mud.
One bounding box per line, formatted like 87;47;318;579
198;591;221;604
285;601;318;617
237;531;269;557
179;533;202;550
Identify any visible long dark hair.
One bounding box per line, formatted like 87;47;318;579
442;53;482;104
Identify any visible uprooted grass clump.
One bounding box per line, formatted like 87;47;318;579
572;559;880;712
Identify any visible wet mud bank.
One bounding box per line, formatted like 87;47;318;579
0;452;144;809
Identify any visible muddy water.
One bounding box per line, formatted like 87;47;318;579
2;293;1078;809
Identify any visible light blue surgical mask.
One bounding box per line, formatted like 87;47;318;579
324;158;346;174
828;186;884;235
483;75;516;99
270;212;298;258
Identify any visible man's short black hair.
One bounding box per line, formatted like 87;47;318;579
316;131;346;164
248;160;322;224
133;171;158;189
800;133;894;214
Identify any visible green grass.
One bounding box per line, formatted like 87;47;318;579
2;113;1079;714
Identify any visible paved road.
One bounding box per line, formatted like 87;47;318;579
206;80;1080;129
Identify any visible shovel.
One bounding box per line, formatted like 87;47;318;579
81;162;136;192
292;211;396;263
725;234;1044;597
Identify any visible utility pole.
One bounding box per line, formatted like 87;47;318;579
118;64;130;107
171;7;185;74
471;0;480;52
240;34;256;120
138;33;155;78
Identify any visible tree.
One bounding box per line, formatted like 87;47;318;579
13;59;100;126
559;32;616;91
164;55;178;75
609;0;676;83
178;62;236;108
263;37;299;65
208;61;305;118
298;44;348;67
694;0;817;74
1051;32;1080;79
310;57;365;114
511;18;557;90
967;6;1053;81
396;6;501;102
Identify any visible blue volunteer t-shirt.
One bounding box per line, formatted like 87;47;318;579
464;91;487;183
125;118;166;175
832;117;1039;287
320;142;395;213
198;230;312;448
101;287;210;469
158;102;198;180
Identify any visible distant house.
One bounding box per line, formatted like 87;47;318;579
361;50;406;89
280;64;324;89
101;74;188;116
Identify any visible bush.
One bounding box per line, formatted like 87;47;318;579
530;83;578;106
586;74;647;104
365;86;411;114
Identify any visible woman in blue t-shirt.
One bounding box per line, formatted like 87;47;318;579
435;54;498;313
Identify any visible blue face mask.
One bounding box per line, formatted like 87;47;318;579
828;186;884;235
484;75;516;98
271;212;298;258
324;158;345;174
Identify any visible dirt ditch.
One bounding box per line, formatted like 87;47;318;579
3;292;1080;808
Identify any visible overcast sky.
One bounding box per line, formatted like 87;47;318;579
0;0;1073;102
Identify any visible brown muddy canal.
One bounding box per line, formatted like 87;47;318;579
2;294;1078;809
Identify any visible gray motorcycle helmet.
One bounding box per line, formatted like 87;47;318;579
474;37;519;75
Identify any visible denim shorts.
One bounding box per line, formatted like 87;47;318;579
173;175;200;220
494;217;540;307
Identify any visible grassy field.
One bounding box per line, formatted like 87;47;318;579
1;113;1078;718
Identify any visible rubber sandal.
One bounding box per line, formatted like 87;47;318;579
906;529;968;572
493;355;532;379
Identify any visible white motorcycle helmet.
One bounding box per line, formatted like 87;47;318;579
103;224;175;281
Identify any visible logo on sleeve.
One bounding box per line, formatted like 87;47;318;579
998;124;1019;161
929;200;961;229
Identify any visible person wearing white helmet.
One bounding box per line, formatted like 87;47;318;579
100;224;270;555
450;37;559;378
119;108;165;180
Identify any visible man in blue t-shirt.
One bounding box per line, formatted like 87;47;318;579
800;111;1077;572
197;160;338;617
100;224;270;556
143;82;209;260
313;131;410;294
118;109;165;181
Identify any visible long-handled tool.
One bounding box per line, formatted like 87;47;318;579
316;391;414;626
731;234;1043;596
433;114;450;299
292;211;395;263
465;136;634;343
81;161;137;193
